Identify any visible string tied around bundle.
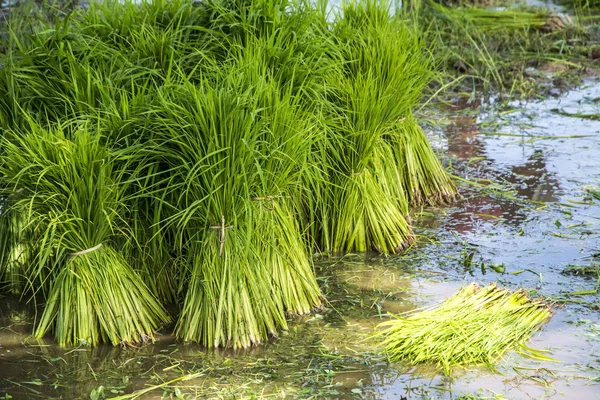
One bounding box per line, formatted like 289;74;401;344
69;243;103;257
209;216;232;256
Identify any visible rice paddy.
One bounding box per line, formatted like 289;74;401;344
1;0;599;398
0;44;599;400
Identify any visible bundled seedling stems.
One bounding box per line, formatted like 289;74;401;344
378;283;553;375
0;0;456;347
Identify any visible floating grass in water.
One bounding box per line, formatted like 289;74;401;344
562;262;600;277
584;185;600;201
377;283;553;375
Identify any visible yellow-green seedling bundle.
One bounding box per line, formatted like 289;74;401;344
378;283;553;375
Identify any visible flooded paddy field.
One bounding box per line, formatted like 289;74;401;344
1;82;600;399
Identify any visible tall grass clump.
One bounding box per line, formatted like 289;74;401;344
378;283;553;374
0;121;170;346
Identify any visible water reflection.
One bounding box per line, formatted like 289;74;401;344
444;112;561;233
509;149;560;202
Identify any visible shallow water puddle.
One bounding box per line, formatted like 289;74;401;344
2;83;600;399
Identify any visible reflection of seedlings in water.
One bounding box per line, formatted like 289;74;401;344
315;257;420;327
507;150;560;203
293;349;386;398
447;114;564;231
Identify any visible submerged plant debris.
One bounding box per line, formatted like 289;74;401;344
562;262;600;277
378;283;554;375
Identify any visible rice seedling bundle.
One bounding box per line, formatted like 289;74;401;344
432;4;552;32
378;283;553;375
312;0;455;253
150;66;321;347
0;122;170;346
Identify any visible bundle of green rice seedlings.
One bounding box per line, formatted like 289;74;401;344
329;159;414;254
432;4;552;32
313;0;453;253
175;220;288;348
0;121;169;346
378;283;553;375
152;66;321;347
254;199;321;315
389;115;456;206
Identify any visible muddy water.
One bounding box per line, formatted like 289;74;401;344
1;84;600;399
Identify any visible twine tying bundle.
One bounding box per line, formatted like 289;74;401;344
69;243;103;257
209;216;231;256
252;195;289;210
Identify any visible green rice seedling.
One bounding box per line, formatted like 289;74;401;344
0;120;170;346
377;283;553;375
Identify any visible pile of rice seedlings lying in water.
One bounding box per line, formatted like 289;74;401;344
431;4;556;32
0;0;456;347
378;283;553;375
